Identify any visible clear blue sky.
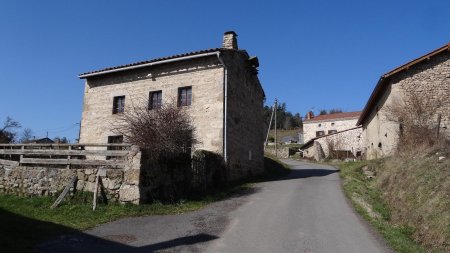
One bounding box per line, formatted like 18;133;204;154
1;0;449;141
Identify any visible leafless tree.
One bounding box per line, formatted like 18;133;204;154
112;99;198;160
324;136;342;159
0;116;21;143
19;128;34;143
385;87;447;149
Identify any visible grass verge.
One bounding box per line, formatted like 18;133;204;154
0;156;289;253
336;160;429;253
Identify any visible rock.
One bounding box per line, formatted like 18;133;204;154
119;184;140;204
438;156;445;161
88;174;96;182
362;165;376;179
124;169;140;185
84;181;96;192
76;180;85;191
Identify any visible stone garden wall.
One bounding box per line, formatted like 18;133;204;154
0;146;224;204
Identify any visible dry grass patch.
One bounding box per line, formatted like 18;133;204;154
377;148;450;252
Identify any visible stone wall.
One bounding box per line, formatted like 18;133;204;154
224;50;265;180
0;146;226;204
0;165;124;201
0;146;141;203
363;51;450;159
264;146;290;159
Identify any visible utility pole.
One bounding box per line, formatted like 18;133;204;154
264;103;276;150
77;121;81;143
274;98;278;157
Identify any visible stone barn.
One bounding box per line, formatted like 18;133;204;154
358;43;450;159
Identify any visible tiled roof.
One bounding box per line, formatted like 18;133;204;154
79;48;224;78
357;42;450;125
304;111;361;122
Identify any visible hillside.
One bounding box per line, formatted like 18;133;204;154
338;147;449;252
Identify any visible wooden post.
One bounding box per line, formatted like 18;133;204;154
264;103;276;150
66;145;71;169
51;175;77;209
20;145;24;165
274;99;278;157
93;174;100;211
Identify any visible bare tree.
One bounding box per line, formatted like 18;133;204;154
19;128;34;143
324;136;342;159
385;87;446;149
0;117;21;143
112;99;198;160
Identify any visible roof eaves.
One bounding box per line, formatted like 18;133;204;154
357;43;450;126
78;48;223;79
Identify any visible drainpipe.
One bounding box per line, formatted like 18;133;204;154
216;52;228;163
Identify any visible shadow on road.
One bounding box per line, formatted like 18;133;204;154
284;168;340;180
0;208;218;253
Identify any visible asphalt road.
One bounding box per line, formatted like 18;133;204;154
40;159;391;253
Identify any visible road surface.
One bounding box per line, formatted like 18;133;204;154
40;159;391;253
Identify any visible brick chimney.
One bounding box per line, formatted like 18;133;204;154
222;31;238;49
306;111;314;120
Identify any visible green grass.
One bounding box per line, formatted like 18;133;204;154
337;161;428;253
0;157;289;253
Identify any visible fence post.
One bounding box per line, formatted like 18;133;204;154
66;145;72;169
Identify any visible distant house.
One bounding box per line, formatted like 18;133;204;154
26;137;55;144
303;111;361;144
300;126;363;160
78;31;265;180
301;111;363;160
358;43;450;159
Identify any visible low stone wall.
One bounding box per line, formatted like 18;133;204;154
0;165;124;201
0;146;226;204
0;146;141;203
264;146;290;158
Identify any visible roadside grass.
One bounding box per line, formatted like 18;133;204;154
0;156;289;253
337;160;430;253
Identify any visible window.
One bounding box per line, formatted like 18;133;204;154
149;91;162;110
112;96;125;114
331;122;335;126
328;130;337;134
178;86;192;106
107;135;123;160
316;131;325;137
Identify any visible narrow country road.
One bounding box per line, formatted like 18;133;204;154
40;159;391;253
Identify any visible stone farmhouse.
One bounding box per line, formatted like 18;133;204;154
358;43;450;159
301;111;363;160
303;111;361;143
78;31;265;180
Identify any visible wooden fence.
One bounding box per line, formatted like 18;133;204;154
0;143;132;168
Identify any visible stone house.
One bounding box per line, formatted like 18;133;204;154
358;43;450;159
78;31;265;180
303;111;361;144
300;126;363;160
